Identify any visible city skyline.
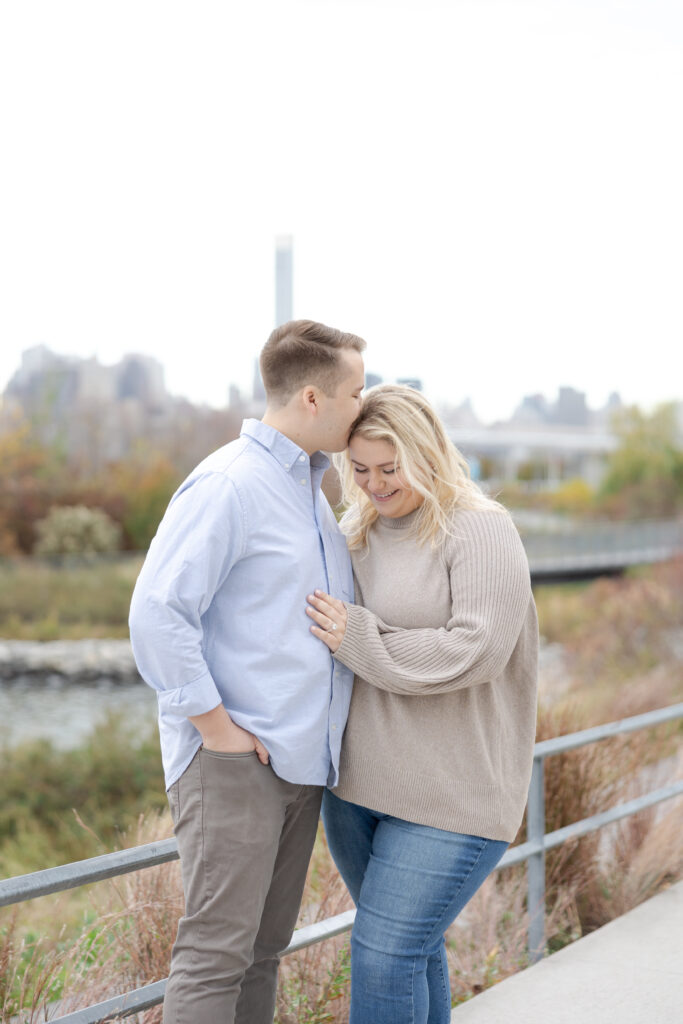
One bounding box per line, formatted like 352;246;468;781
3;341;636;430
1;341;637;489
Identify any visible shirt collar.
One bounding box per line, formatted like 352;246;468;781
241;419;330;474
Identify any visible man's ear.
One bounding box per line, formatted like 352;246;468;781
301;385;319;413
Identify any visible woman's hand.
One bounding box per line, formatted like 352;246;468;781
306;590;348;653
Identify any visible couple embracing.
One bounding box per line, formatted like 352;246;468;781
129;319;538;1024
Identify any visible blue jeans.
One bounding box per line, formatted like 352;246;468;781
322;789;508;1024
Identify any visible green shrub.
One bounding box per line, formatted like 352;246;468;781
34;506;121;557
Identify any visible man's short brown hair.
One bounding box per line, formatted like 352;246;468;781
260;320;366;405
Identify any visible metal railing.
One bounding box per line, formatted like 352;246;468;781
521;517;683;579
2;702;682;1024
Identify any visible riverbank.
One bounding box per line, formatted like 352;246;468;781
0;639;152;750
0;635;570;685
0;637;140;683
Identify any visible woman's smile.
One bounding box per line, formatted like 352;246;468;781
370;489;399;502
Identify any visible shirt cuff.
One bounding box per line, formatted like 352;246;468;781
157;670;223;718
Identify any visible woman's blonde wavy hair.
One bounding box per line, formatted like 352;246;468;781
336;384;505;549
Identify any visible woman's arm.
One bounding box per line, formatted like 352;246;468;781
308;511;533;696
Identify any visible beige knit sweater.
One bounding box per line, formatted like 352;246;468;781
331;506;538;842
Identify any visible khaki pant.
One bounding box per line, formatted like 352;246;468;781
163;747;323;1024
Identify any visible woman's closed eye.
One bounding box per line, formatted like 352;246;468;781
353;467;396;476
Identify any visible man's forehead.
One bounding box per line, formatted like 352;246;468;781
338;348;365;382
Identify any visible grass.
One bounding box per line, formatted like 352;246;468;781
0;713;166;878
0;556;143;640
534;560;682;662
1;553;681;652
534;557;683;726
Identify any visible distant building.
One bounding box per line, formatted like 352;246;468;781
448;423;617;488
116;354;167;407
4;345;173;465
275;236;293;326
396;377;423;392
452;387;625;488
228;384;244;410
592;391;623;427
7;345;90;414
438;397;482;430
252;358;266;403
6;345;168;413
511;386;603;428
364;373;384;390
512;393;550;425
553;386;588;426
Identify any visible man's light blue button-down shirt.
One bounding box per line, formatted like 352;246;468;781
129;419;354;791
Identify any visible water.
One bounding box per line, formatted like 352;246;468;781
0;639;569;749
0;676;158;749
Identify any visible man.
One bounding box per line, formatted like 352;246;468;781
129;320;366;1024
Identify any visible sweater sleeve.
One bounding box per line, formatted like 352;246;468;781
332;510;532;696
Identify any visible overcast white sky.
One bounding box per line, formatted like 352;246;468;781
1;0;681;423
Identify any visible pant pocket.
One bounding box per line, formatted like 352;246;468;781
200;747;257;759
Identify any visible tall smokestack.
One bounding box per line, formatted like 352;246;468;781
275;235;293;326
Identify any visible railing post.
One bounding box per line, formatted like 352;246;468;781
527;754;545;963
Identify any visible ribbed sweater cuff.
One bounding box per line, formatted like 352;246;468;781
334;603;374;675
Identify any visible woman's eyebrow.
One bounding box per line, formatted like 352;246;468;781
350;459;395;468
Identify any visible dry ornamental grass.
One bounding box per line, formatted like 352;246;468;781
2;559;682;1019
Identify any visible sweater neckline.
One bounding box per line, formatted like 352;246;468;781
376;507;422;531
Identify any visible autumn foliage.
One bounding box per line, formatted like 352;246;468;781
0;418;191;554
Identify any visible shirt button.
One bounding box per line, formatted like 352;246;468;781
331;724;338;731
284;463;290;469
299;455;306;462
300;479;306;486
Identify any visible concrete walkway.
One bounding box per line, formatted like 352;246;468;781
451;880;683;1023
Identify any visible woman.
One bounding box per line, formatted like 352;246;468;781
305;385;538;1024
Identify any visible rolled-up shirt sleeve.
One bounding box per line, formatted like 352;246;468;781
129;471;246;717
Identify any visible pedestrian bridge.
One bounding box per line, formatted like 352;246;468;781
518;516;683;582
450;879;683;1023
